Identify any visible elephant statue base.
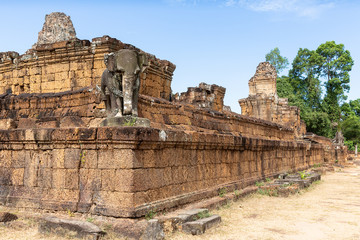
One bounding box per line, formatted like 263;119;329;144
100;116;150;127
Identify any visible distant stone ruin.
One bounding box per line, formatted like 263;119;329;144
174;82;226;112
248;62;277;97
239;62;306;137
35;12;77;46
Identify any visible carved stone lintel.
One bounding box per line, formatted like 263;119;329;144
100;116;150;127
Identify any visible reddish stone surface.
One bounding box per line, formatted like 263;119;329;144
0;126;346;217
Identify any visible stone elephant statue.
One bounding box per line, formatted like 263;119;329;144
101;49;148;117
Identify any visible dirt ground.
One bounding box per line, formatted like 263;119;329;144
169;165;360;240
1;165;360;240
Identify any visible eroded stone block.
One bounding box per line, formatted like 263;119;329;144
0;119;16;129
181;215;221;235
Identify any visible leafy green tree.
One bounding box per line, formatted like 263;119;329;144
342;113;360;146
341;102;352;118
265;47;289;75
277;76;294;99
280;48;332;137
288;48;323;110
302;111;332;137
316;41;354;123
267;42;354;139
350;99;360;116
341;99;360;149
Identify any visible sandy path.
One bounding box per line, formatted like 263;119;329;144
169;166;360;240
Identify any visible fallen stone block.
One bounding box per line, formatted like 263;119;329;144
308;172;321;183
112;219;148;239
140;219;165;240
181;215;221;235
176;208;209;223
39;216;104;240
0;212;18;222
275;179;309;189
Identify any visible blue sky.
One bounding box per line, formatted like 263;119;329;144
1;0;359;113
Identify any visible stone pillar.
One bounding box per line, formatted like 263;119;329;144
355;144;358;157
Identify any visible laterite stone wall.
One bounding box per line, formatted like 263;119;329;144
0;127;334;218
0;36;175;100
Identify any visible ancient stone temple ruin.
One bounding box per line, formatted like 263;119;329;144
238;62;305;137
0;12;347;218
174;82;226;112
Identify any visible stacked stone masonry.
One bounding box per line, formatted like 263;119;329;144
0;88;347;217
239;62;306;137
0;36;175;100
35;12;77;46
174;83;226;112
0;88;294;141
0;127;345;218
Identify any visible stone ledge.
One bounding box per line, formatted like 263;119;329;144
181;215;221;235
39;216;104;240
100;116;150;128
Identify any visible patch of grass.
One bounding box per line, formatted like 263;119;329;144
298;171;310;180
103;223;113;232
86;217;94;223
218;187;227;197
312;180;321;185
234;190;241;197
124;117;137;126
194;211;211;220
265;177;271;182
222;201;231;209
255;181;264;187
257;188;278;197
313;163;322;168
281;183;293;187
145;209;157;220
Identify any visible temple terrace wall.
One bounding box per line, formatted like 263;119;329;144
0;126;341;218
0;88;295;141
0;88;347;217
0;36;175;100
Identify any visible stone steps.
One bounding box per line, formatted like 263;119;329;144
162;208;222;235
181;214;222;235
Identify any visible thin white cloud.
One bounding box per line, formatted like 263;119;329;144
225;0;236;6
165;0;215;6
226;0;335;19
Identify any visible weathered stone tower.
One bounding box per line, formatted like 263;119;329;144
239;62;305;137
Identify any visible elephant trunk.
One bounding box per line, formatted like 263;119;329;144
122;74;136;115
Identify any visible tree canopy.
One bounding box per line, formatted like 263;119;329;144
317;41;354;123
267;43;358;149
265;47;289;75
